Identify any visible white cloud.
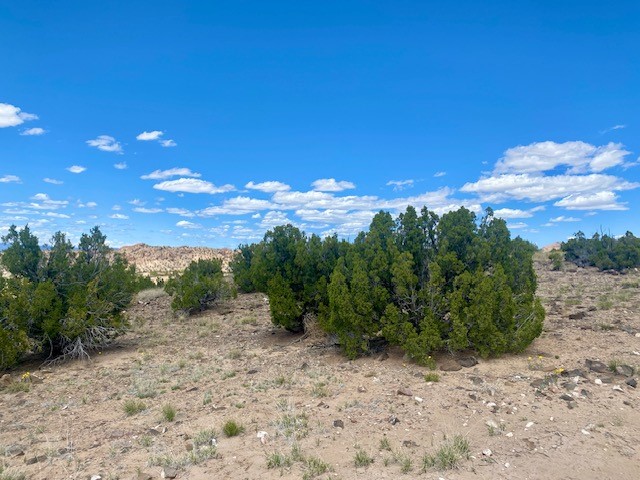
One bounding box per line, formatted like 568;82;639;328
78;201;97;208
110;213;129;220
160;139;177;147
245;180;291;193
20;127;46;136
549;216;581;222
43;178;63;185
199;196;274;216
0;175;21;183
386;179;414;191
0;103;38;128
67;165;86;174
507;222;528;229
492;208;534;219
112;205;122;211
141;168;201;180
259;211;293;229
87;135;123;154
434;171;447;178
128;199;146;206
311;178;356;192
153;178;235;194
600;124;626;134
166;207;195;217
553;191;628;210
114;162;127;170
495;141;631;174
28;193;68;210
461;173;638;203
136;130;163;141
44;212;70;219
134;207;163;214
176;220;201;229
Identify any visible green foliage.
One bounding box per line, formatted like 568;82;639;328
562;230;640;271
0;225;151;369
222;419;245;437
548;250;563;271
231;206;544;360
164;259;234;314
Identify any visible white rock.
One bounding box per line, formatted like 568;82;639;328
525;422;534;429
595;379;603;385
581;429;590;435
612;385;624;392
486;420;499;429
483;449;493;457
90;476;102;480
414;396;423;403
505;462;510;468
505;432;513;437
256;431;268;439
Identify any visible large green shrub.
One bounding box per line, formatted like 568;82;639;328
164;259;234;314
0;225;152;369
231;206;544;360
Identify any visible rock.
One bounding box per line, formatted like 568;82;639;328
482;449;493;457
439;358;462;371
90;475;102;480
246;369;258;374
569;312;586;320
333;419;344;429
486;402;499;413
29;374;43;384
1;373;13;385
388;415;400;425
402;440;418;448
486;420;499;430
414;396;423;403
357;386;367;393
469;393;478;401
594;378;603;385
184;442;193;451
561;382;577;391
161;468;178;479
530;379;546;389
397;387;413;396
612;385;624;392
6;444;25;457
256;431;268;445
567;401;578;409
377;352;389;361
625;378;637;388
585;359;609;374
135;473;153;480
560;393;573;401
581;429;590;435
505;432;514;437
525;421;534;429
581;389;591;398
615;365;634;377
458;356;478;368
600;376;614;384
470;376;484;385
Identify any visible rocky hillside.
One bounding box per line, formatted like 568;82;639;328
117;244;236;279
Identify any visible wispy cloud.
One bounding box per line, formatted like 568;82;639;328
20;127;46;136
311;178;355;192
153;178;235;194
67;165;86;174
29;193;68;210
114;162;127;170
0;103;38;128
141;168;201;180
0;175;21;183
176;220;201;229
87;135;123;154
434;171;447;178
548;216;581;222
160;139;177;147
245;180;291;193
110;213;129;220
128;199;146;206
43;178;63;185
553;191;628;210
600;124;626;134
386;179;414;191
134;207;163;214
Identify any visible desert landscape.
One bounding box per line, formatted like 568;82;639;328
1;249;639;480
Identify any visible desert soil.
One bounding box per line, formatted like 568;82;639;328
1;252;639;480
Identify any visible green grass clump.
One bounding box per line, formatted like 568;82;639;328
222;420;245;437
162;404;177;421
123;399;147;416
354;449;374;467
303;456;331;479
193;428;217;447
424;372;440;382
422;434;470;471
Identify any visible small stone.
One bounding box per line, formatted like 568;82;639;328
185;442;193;451
402;440;418;448
1;373;12;385
357;386;367;393
90;475;102;480
625;378;637;388
414;396;423;403
585;359;609;374
616;365;634;377
482;449;493;457
333;419;344;429
525;421;534;429
567;401;578;409
470;376;484;385
161;467;178;479
24;457;38;465
469;393;478;401
581;429;590;435
486;420;499;429
612;385;624;392
397;387;413;396
560;393;573;401
6;444;25;457
561;382;577;391
377;352;389;361
594;379;603;385
439;359;462;371
135;473;152;480
246;369;258;374
505;462;510;468
257;431;268;445
505;432;514;437
486;402;499;413
388;415;400;425
458;356;478;368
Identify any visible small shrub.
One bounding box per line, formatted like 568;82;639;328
304;456;331;479
165;259;235;314
379;437;392;451
123;399;147;416
193;428;217;447
162;404;176;421
424;372;440;382
266;451;292;469
548;251;563;271
354;449;374;467
422;434;470;471
222;420;245;437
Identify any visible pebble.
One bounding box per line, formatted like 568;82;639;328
483;449;493;457
333;419;344;429
525;422;534;429
505;432;514;437
612;385;624;392
414;396;423;403
397;387;413;396
161;468;178;479
581;429;590;435
625;378;637;388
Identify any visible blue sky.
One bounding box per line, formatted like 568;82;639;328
1;1;639;248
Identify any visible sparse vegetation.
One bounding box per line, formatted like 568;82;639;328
562;230;640;271
123;399;147;416
424;372;440;382
222;419;244;437
162;403;176;421
422;434;470;470
354;449;374;467
549;250;563;271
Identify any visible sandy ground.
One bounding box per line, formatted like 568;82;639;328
1;252;639;480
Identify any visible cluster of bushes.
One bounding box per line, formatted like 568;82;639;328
164;258;235;314
0;225;154;369
562;231;640;271
232;206;544;361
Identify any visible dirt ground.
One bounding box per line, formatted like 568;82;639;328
1;252;639;480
